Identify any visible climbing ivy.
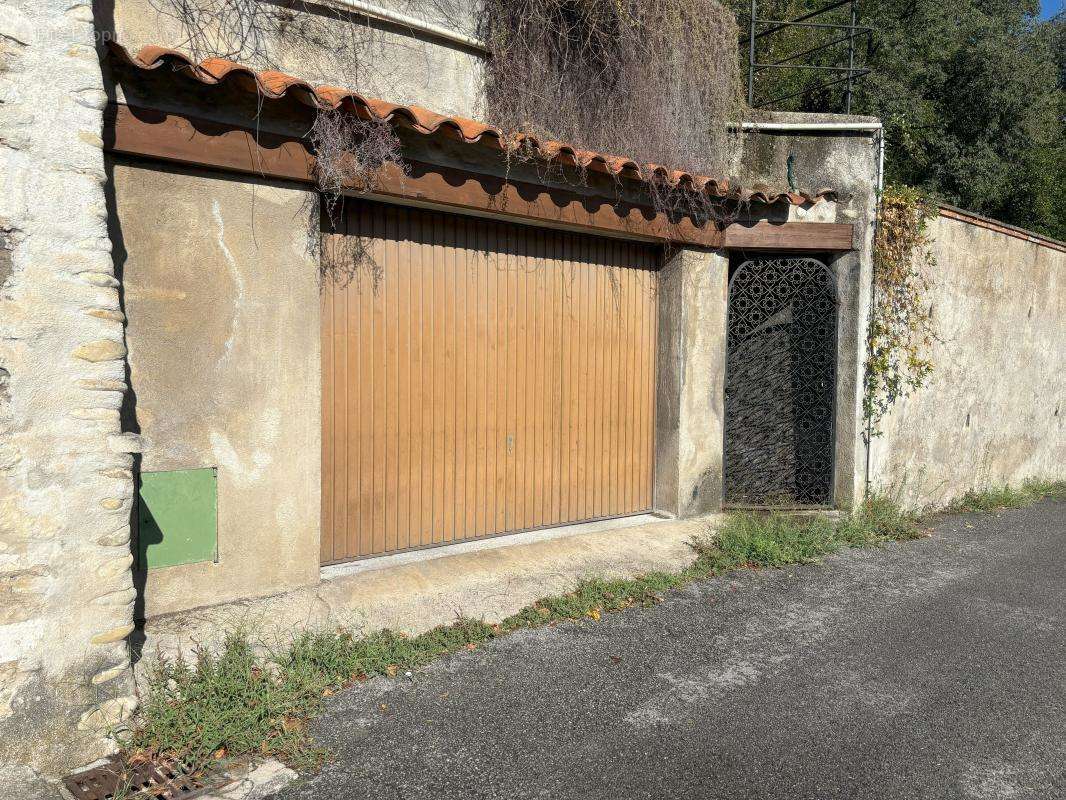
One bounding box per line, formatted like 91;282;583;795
863;184;938;441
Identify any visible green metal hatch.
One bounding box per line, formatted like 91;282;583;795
136;467;218;569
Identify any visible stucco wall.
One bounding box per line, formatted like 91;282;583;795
869;214;1066;507
0;0;138;781
103;0;484;117
110;160;321;619
655;248;729;516
729;113;880;509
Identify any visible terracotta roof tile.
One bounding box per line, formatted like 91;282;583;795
108;43;835;207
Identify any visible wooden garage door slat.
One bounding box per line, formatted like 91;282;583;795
321;200;659;563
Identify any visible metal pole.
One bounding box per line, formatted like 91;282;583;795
759;30;862;69
753;20;871;31
755;63;865;72
330;0;489;53
864;126;886;497
845;0;856;113
748;0;757;107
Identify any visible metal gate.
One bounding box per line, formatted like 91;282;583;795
724;256;837;507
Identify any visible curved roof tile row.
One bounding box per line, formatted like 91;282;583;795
109;43;835;207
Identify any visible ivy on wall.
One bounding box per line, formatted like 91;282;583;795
863;184;939;441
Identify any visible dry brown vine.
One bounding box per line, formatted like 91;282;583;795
479;0;745;227
147;0;748;236
309;110;404;218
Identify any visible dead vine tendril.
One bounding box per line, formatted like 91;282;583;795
479;0;745;227
151;0;748;239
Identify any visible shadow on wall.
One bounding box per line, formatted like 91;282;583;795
96;0;149;664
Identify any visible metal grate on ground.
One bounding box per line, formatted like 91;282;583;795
63;755;222;800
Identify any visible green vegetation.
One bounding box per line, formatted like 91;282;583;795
127;620;501;772
864;184;939;440
121;482;1061;782
123;494;924;777
726;0;1065;240
693;494;922;571
946;478;1066;513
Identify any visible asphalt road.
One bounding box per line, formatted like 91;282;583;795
274;500;1066;800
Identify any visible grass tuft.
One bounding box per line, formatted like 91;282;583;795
122;483;1058;780
690;512;841;573
946;478;1066;513
687;494;922;579
843;492;925;542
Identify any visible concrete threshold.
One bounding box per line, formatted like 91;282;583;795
321;513;668;580
140;512;725;664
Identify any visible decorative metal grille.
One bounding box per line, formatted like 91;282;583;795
725;256;837;507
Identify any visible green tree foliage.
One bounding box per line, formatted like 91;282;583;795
727;0;1065;239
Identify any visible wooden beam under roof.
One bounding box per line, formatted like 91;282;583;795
104;103;854;252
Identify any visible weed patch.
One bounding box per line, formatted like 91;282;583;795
687;496;922;578
125;619;500;773
122;486;1043;782
690;513;842;573
946;479;1066;513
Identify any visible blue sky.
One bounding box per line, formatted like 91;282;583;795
1041;0;1062;20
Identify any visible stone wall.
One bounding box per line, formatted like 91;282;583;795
869;212;1066;507
0;0;138;780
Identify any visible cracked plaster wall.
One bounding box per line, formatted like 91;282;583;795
869;216;1065;507
111;160;322;620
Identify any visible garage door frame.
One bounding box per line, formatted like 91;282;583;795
320;198;663;564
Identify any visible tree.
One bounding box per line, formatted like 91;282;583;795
728;0;1065;239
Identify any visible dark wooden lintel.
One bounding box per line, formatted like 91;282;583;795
723;219;854;252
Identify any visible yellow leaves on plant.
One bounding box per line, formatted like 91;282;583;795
588;608;601;621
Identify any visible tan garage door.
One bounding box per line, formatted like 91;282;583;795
321;200;659;563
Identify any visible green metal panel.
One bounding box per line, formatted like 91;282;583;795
137;468;218;569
